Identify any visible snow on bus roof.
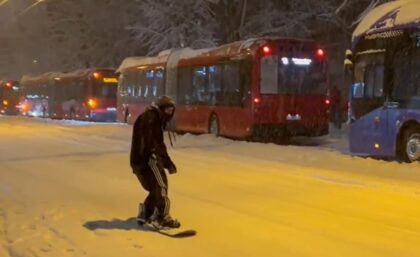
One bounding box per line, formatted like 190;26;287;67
116;47;213;72
117;37;315;72
21;68;116;84
20;72;65;85
353;0;420;40
116;55;168;73
56;68;115;80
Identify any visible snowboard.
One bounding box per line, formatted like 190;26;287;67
140;220;197;238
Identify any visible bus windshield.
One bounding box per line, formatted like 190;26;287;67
94;82;118;99
260;56;327;95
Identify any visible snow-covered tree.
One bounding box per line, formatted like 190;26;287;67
130;0;218;55
44;0;132;70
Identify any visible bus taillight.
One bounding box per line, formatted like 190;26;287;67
88;98;98;109
5;82;12;87
262;46;271;55
254;97;261;104
325;99;330;105
317;49;325;59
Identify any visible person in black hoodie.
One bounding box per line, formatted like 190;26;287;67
130;95;180;228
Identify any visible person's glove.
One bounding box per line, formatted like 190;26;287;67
167;164;177;174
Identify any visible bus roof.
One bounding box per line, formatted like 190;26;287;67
177;37;316;66
56;68;116;80
116;47;213;73
21;68;116;85
117;37;316;72
20;72;64;85
353;0;420;41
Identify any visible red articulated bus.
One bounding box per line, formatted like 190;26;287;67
117;37;330;140
0;80;21;115
19;68;118;121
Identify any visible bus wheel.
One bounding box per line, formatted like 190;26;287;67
209;114;219;136
401;126;420;163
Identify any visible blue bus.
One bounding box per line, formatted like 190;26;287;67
347;0;420;163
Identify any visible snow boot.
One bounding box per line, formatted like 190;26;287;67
136;203;147;226
159;215;181;229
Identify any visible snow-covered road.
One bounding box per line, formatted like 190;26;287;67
0;116;420;257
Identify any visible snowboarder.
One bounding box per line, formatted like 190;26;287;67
130;95;180;229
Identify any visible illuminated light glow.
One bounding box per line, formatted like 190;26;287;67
374;143;380;149
54;77;61;81
262;46;271;54
281;57;289;65
292;58;312;66
254;97;261;104
137;66;147;70
2;100;8;106
286;114;302;121
88;99;98;109
103;77;118;83
93;72;101;79
325;99;331;105
5;82;12;87
317;49;325;57
20;103;28;111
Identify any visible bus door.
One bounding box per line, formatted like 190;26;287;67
349;53;389;156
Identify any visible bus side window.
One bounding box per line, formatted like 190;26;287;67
392;49;412;101
208;65;222;106
118;73;128;97
138;70;146;99
222;63;241;106
352;83;365;99
364;66;375;98
192;66;208;104
364;64;384;98
260;56;279;94
373;66;384;97
154;69;165;97
178;67;193;105
145;70;154;101
240;59;252;102
138;71;144;98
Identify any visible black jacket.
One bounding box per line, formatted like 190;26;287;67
130;105;176;173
